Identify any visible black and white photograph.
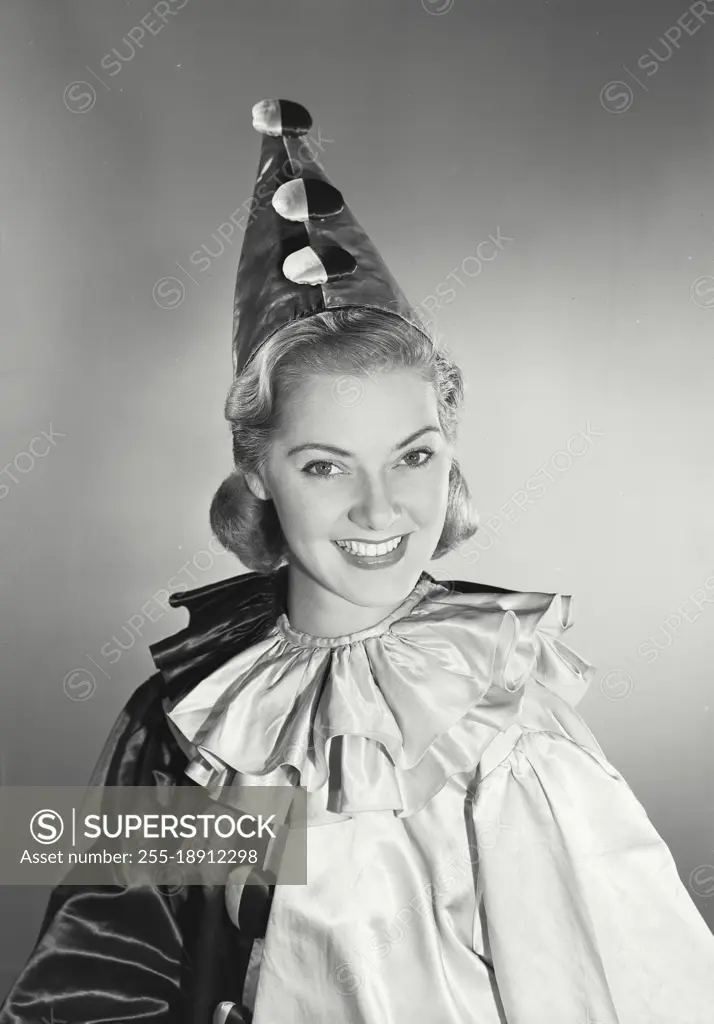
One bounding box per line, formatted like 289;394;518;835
1;1;714;1021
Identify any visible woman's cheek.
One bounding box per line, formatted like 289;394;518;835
294;482;346;538
403;466;450;522
269;481;321;540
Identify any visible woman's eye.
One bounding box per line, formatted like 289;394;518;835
302;461;341;478
302;448;434;478
400;447;434;468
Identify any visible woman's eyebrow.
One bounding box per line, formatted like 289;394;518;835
286;425;441;458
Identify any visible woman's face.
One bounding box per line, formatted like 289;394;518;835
247;368;453;609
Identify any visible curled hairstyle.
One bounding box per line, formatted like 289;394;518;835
210;306;479;573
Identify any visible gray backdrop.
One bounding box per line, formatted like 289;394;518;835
2;0;713;996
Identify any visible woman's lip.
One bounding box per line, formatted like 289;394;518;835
332;534;410;570
335;534;407;544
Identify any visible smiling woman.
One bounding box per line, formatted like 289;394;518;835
4;96;714;1024
209;305;478;636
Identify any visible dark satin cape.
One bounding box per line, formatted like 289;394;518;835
0;567;505;1024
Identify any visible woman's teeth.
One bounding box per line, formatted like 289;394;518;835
336;536;403;556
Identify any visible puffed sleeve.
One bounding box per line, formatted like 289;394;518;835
472;727;714;1024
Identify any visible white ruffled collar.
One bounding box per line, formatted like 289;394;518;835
164;575;595;824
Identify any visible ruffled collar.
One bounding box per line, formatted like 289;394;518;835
158;571;596;824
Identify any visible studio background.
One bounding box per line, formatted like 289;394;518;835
2;0;713;996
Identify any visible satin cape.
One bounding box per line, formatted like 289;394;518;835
0;569;295;1024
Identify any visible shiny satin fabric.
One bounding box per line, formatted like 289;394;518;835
0;673;254;1023
0;568;288;1024
165;569;714;1022
250;727;714;1023
232;100;427;377
163;577;595;824
252;776;510;1023
475;727;714;1022
0;567;480;1023
4;566;714;1023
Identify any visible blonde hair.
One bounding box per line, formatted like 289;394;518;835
210;306;478;572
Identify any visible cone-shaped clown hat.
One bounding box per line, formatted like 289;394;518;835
232;98;429;376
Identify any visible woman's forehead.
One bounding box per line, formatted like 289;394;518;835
284;367;433;403
274;371;441;447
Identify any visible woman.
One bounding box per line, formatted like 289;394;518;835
3;98;714;1024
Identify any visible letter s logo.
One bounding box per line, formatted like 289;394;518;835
30;809;65;844
599;81;634;115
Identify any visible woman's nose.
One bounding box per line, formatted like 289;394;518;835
348;475;401;532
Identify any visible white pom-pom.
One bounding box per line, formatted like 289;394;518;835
252;99;282;136
251;98;312;137
282;246;327;285
272;179;308;221
273;178;345;222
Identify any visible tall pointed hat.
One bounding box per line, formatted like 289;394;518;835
232;98;430;376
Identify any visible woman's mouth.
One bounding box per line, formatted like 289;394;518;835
333;534;409;569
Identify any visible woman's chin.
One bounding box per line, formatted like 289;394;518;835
327;544;427;603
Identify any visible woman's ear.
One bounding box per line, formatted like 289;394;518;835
244;470;271;501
